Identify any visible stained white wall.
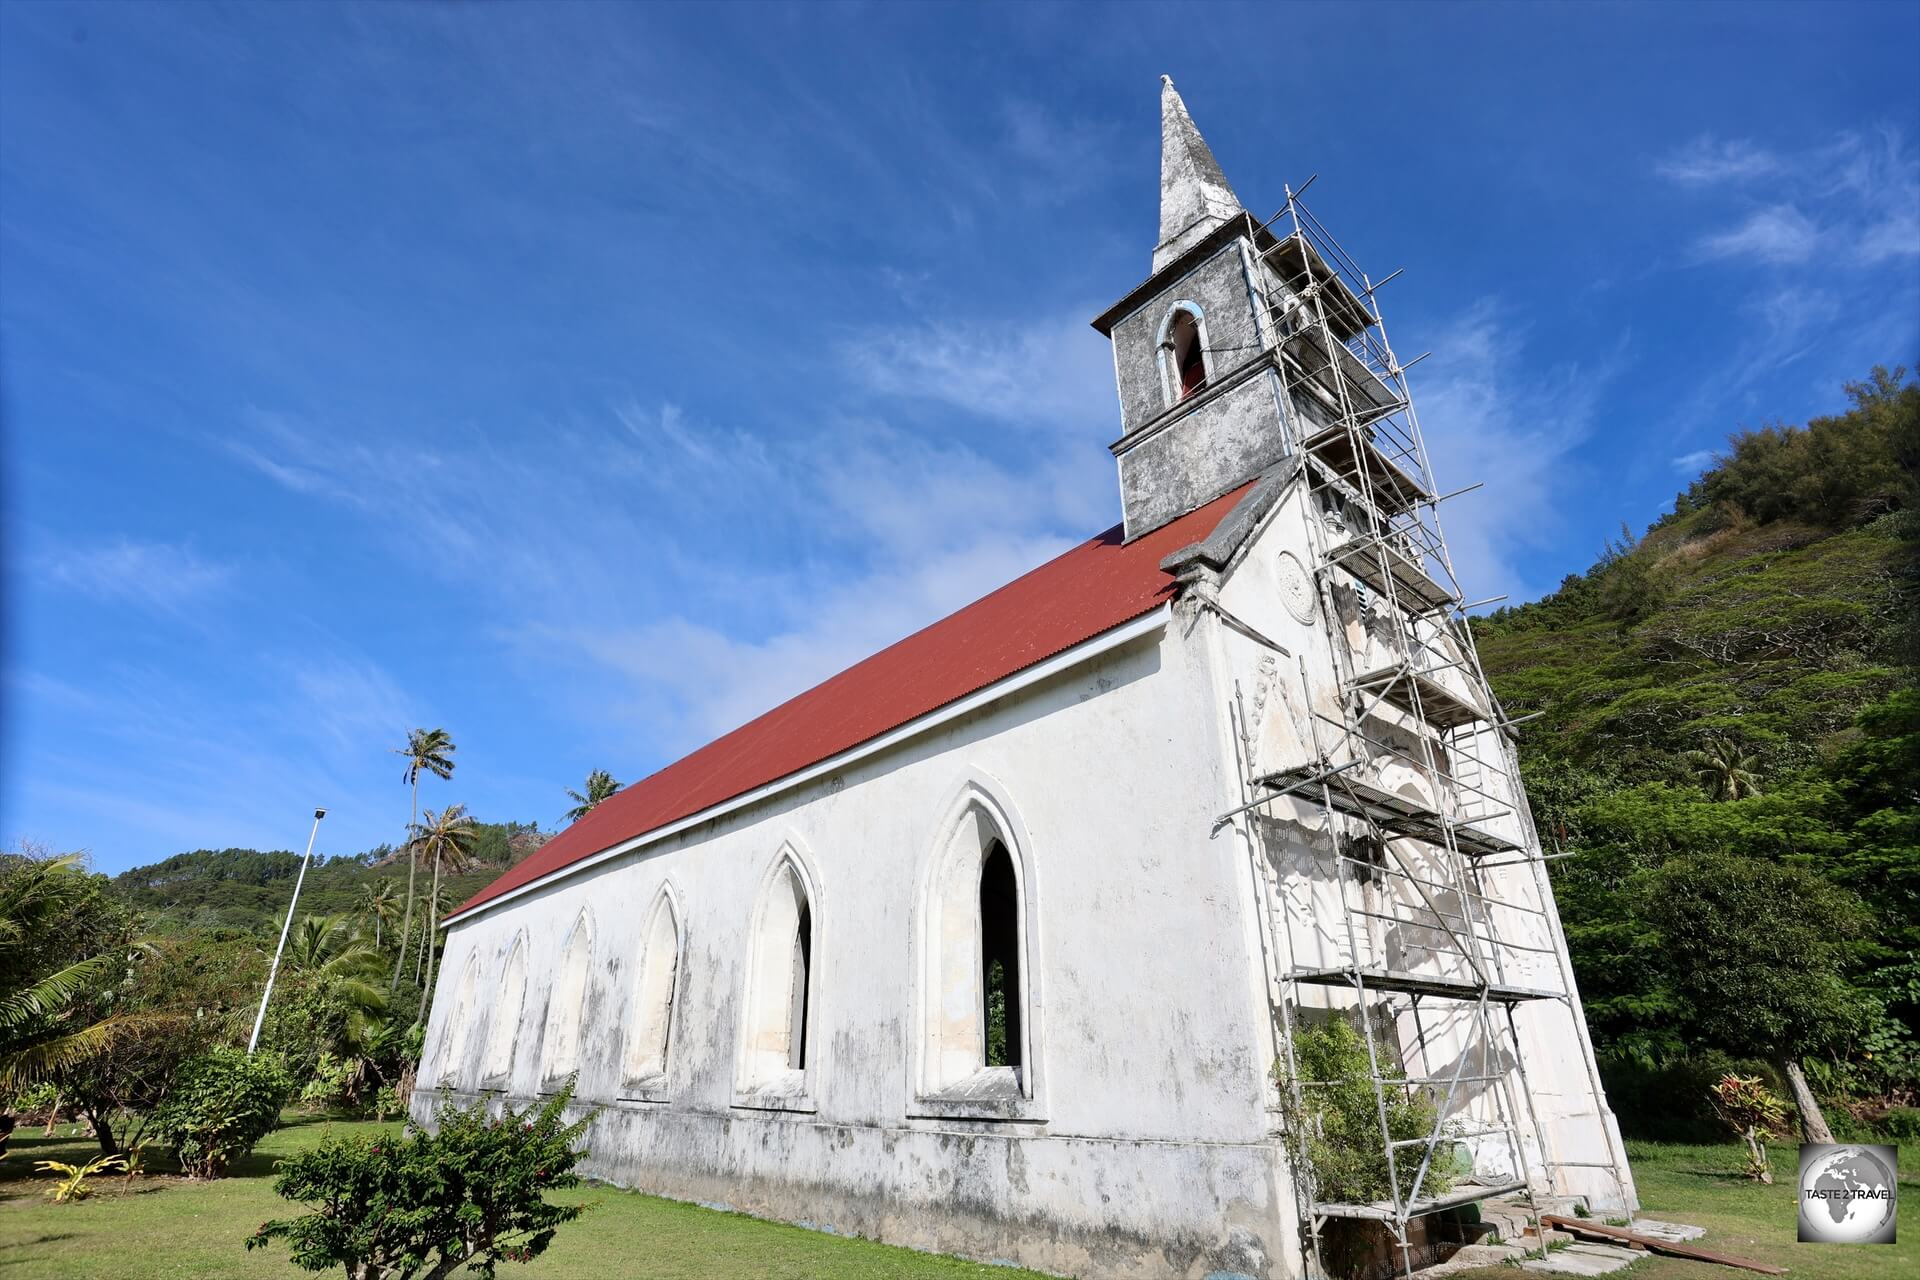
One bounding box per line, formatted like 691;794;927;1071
416;622;1297;1280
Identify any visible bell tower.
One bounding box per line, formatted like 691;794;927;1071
1092;77;1298;540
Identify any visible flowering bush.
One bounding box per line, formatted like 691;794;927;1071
245;1079;591;1278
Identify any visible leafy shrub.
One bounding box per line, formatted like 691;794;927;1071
36;1153;126;1202
1277;1018;1453;1206
5;1079;61;1122
1879;1107;1920;1142
247;1080;592;1279
149;1048;291;1178
1710;1073;1788;1183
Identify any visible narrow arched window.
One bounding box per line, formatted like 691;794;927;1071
483;937;526;1084
437;955;479;1087
1170;310;1206;398
623;893;681;1085
542;913;593;1082
919;795;1034;1103
741;856;814;1088
979;840;1022;1069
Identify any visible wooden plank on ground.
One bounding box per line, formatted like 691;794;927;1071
1540;1215;1787;1275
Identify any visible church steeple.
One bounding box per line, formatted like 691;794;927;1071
1154;76;1244;272
1092;77;1288;541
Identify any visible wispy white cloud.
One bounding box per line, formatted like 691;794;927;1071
1662;128;1919;269
1671;449;1717;474
228;307;1123;760
1654;124;1918;455
5;647;425;860
36;539;233;613
1411;301;1620;603
1695;205;1818;265
1655;137;1783;186
842;307;1117;434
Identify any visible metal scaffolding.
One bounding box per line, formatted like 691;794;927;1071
1220;186;1631;1278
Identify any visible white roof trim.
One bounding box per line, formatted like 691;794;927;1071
443;603;1173;927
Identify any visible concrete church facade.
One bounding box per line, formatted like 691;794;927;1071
416;80;1636;1280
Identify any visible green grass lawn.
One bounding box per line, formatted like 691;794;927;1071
0;1115;1054;1279
3;1123;1912;1279
1447;1138;1917;1280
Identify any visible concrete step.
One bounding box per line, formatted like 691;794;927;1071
1411;1242;1527;1277
1625;1217;1705;1243
1520;1242;1642;1276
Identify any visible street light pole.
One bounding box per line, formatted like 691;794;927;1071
249;807;327;1054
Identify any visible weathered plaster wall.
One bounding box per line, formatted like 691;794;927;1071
415;624;1300;1279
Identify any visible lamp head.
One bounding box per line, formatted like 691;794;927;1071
314;807;328;821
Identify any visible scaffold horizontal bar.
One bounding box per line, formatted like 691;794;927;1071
1289;966;1560;1003
1346;661;1488;730
1314;1180;1528;1222
1324;535;1457;611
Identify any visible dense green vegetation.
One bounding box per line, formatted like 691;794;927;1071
1;716;570;1149
1474;366;1919;1138
111;821;548;936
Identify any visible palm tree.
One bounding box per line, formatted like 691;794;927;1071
391;728;456;990
354;880;399;947
283;913;390;1051
412;804;480;1021
0;853;147;1087
564;769;623;823
1683;737;1761;801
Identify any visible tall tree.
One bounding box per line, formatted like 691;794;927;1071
354;879;399;947
390;728;456;990
563;770;623;824
412;805;480;1022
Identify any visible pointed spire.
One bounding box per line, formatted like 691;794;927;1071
1154;76;1244;273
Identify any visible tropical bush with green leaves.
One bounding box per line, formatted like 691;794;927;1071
247;1081;592;1279
36;1152;127;1202
1277;1018;1453;1207
0;847;147;1089
148;1047;292;1177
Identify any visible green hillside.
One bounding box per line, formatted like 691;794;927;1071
110;821;548;936
1473;366;1918;1137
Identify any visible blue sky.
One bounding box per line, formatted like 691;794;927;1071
3;2;1916;873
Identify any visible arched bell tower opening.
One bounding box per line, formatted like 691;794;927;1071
1158;303;1212;405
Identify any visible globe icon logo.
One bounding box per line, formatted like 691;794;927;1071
1797;1143;1898;1244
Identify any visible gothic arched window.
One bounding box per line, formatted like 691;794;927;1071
1158;303;1211;405
435;954;479;1088
738;849;817;1095
918;787;1037;1108
979;840;1023;1070
622;889;682;1088
483;935;527;1086
541;912;594;1085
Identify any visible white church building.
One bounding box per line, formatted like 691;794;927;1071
417;79;1636;1280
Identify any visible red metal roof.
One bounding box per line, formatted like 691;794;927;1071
447;485;1252;922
